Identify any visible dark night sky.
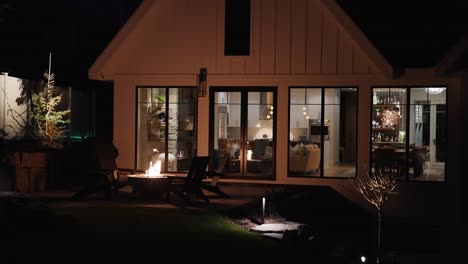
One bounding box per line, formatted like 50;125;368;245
336;1;468;68
0;0;142;86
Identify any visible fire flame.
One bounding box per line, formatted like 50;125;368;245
145;160;161;177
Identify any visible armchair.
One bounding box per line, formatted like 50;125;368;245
289;144;320;175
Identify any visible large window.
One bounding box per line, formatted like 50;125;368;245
210;87;276;180
289;87;357;178
136;87;197;172
371;87;446;182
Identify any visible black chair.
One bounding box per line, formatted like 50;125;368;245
374;147;399;176
72;137;131;200
169;156;210;203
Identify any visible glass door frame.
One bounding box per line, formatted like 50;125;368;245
209;86;277;180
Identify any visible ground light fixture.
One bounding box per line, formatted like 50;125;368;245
261;197;266;224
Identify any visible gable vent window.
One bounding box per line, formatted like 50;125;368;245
224;0;251;56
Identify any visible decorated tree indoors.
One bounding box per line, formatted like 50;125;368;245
352;167;398;263
31;53;70;149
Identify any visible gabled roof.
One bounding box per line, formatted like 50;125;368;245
89;0;394;80
0;0;121;87
435;34;468;76
322;0;393;78
337;1;468;69
88;0;151;81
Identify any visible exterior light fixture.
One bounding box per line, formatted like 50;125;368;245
198;67;207;97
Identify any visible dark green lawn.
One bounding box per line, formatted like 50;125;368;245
6;206;301;260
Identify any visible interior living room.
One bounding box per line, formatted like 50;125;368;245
211;89;275;179
288;87;357;178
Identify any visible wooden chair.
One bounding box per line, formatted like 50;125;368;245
72;137;131;200
169;156;210;203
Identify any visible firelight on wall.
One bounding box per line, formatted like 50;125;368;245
198;67;207;97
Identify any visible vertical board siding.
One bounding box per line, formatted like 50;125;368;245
259;0;276;73
306;0;322;73
321;8;338;73
274;0;291;74
337;27;353;73
110;0;381;76
216;0;231;73
246;0;262;73
199;0;219;70
231;57;247;73
290;0;307;73
353;45;371;73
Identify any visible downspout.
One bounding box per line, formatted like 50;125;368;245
68;86;72;144
1;72;8;130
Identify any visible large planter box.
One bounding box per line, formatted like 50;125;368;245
14;152;47;193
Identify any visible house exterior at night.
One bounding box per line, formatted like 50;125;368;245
89;0;462;260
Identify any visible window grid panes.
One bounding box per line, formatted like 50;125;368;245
136;87;197;173
371;87;446;182
289;87;357;178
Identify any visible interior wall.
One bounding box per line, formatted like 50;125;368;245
0;74;28;139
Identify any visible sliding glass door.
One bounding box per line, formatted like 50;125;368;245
210;87;276;179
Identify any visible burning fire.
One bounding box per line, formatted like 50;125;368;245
145;160;161;177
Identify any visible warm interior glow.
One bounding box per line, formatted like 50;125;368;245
425;87;445;95
381;109;399;128
247;150;252;160
145;160;161;177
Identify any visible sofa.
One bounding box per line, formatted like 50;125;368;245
289;144;320;175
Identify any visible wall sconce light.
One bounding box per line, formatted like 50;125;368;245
198;67;207;97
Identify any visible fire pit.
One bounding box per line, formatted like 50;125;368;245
128;160;171;196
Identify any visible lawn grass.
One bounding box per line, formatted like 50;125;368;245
6;206;293;260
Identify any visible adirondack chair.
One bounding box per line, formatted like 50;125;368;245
169;156;210;203
72;137;131;200
202;151;230;198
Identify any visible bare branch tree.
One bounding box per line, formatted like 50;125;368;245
352;166;398;254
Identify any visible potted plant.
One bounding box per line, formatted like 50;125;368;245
15;53;71;192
